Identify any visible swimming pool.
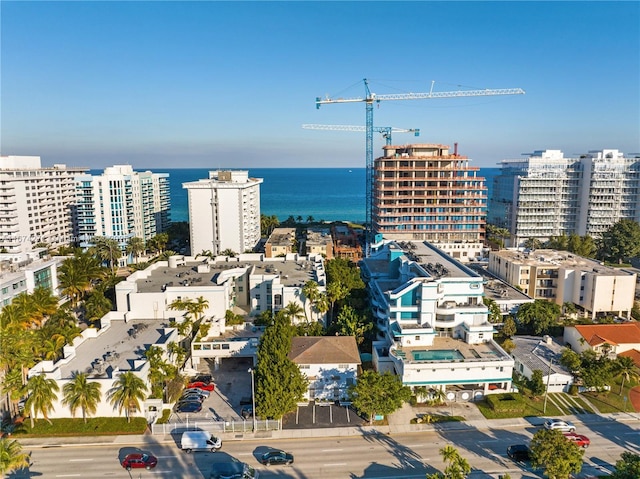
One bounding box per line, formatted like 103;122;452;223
411;349;464;361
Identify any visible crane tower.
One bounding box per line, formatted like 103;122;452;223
315;78;525;254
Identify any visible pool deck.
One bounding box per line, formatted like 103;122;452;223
397;336;509;362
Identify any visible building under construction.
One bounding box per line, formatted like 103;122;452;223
372;143;487;262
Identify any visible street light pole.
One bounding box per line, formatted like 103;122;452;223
248;368;256;432
543;359;553;413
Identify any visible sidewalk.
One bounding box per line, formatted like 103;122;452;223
16;408;640;448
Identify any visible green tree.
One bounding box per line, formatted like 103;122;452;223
220;248;237;257
0;438;30;476
25;373;60;427
613;356;639;395
281;302;305;324
529;369;546;397
483;297;502;323
84;289;113;325
517;300;561;335
611;452;640;479
501;316;517;338
107;371;148;422
334;305;372;346
327;281;349;322
92;236;122;272
126;236;145;264
325;258;365;291
255;311;307;420
560;347;581;372
348;370;411;424
426;445;471;479
598;219;640;264
579;350;615;390
530;428;584;479
501;338;515;354
62;372;102;423
301;280;320;322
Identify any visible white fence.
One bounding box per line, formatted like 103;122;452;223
150;418;281;435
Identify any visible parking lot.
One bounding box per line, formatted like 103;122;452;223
171;357;255;424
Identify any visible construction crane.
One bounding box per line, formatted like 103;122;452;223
315;78;526;254
302;124;420;146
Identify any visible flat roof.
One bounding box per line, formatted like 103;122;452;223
135;258;319;293
384;336;511;363
467;263;533;303
59;319;171;379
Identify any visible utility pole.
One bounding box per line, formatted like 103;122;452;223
543;359;553;413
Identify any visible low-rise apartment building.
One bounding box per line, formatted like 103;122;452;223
362;240;514;398
511;335;574;392
331;224;363;262
564;323;640;359
264;228;296;258
303;227;333;259
488;249;636;319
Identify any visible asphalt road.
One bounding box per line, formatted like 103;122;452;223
14;420;639;479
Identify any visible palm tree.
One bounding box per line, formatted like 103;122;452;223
58;257;91;308
282;302;305;324
220;248;236;257
0;438;31;476
25;373;60;427
614;356;639;395
39;334;66;361
62;372;102;423
301;280;320;321
326;281;349;322
31;286;59;326
92;236;122;272
126;236;145;264
195;250;215;262
306;215;314;224
107;371;148;422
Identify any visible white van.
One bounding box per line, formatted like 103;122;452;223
180;430;222;453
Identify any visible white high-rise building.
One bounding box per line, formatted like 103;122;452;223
489;149;640;246
74;165;170;259
183;170;262;256
0;156;87;253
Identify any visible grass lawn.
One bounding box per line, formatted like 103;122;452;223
477;393;569;419
583;376;639;414
410;414;464;424
12;417;148;437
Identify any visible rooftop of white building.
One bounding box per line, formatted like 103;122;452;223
491;249;633;276
135;255;322;293
511;335;571;376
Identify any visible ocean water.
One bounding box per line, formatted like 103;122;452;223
94;167;500;224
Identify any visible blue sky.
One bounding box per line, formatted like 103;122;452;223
2;1;638;169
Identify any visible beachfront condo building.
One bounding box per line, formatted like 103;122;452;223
0;155;87;253
372;144;487;262
489;149;640;246
183;170;262;256
74;165;170;263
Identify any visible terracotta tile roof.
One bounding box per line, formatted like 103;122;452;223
618;349;640;368
574;323;640;347
289;336;361;365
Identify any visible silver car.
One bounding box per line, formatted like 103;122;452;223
543;419;576;432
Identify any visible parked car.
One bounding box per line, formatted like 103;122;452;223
210;461;257;479
543;419;576;432
185;387;211;398
121;453;158;470
187;381;215;391
180;392;206;402
260;450;294;466
507;444;531;462
176;401;202;413
193;374;213;384
564;432;590;448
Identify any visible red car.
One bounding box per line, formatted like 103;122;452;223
121;453;158;470
564;432;590;448
187;381;215;391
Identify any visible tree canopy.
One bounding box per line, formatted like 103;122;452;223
254;311;307;420
530;428;584;479
611;452;640;479
348;370;411;424
597;219;640;264
517;300;561;335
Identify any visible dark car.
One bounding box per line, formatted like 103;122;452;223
176;401;202;413
193;374;213;384
180;392;206;402
507;444;531;462
260;450;294;466
121;453;158;470
241;406;253;419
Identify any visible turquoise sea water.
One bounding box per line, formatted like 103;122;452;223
94;167;499;224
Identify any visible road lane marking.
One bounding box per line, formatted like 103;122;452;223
56;475;81;477
69;459;94;462
321;448;344;452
